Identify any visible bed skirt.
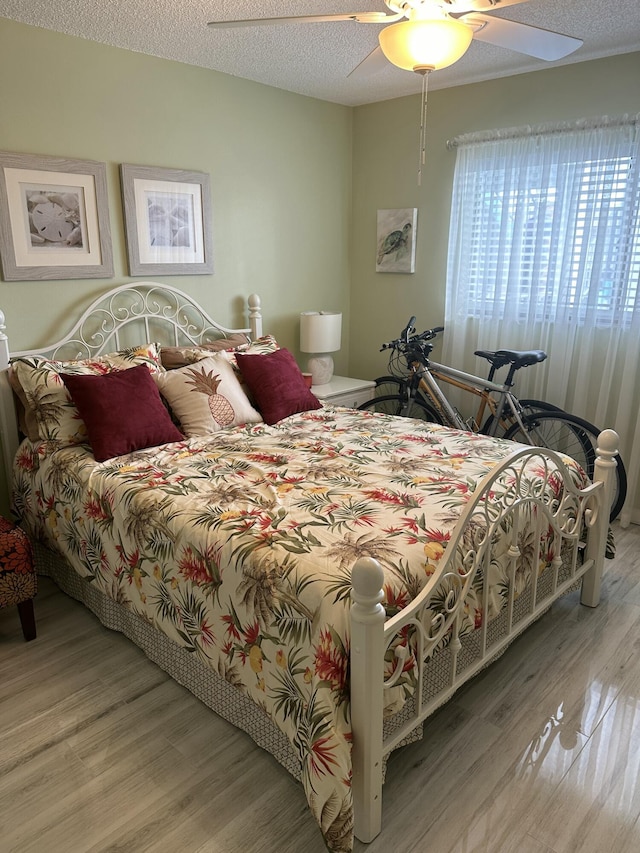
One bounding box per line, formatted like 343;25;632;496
33;540;305;781
34;538;431;779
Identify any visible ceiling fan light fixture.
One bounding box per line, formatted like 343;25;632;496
378;18;473;72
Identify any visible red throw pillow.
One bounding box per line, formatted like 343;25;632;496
234;348;321;425
62;364;184;461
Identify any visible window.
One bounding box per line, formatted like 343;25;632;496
447;119;640;330
444;118;640;526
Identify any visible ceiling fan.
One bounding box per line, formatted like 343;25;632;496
207;0;583;78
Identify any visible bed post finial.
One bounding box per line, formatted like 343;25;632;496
581;429;620;607
248;293;262;340
351;557;386;843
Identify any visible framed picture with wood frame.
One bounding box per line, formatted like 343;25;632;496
120;164;214;276
0;151;114;281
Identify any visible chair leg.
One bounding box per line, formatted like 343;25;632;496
17;598;36;641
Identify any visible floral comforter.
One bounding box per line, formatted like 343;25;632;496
12;407;586;851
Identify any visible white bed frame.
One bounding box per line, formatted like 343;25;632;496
0;282;619;847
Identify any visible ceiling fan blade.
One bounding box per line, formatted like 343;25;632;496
347;45;389;78
464;13;583;60
445;0;529;11
207;12;398;29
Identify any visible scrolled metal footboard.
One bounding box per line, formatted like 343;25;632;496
350;430;619;844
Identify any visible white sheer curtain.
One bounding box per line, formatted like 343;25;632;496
444;116;640;526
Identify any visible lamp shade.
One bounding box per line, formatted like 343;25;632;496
300;312;342;354
378;18;473;72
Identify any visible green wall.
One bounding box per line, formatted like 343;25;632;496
0;18;352;360
350;51;640;383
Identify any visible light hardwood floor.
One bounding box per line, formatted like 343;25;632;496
1;523;639;853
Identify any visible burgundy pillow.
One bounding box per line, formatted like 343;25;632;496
61;364;184;462
234;348;322;425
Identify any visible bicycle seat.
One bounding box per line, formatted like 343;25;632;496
474;349;547;370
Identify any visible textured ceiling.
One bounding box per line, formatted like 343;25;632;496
1;0;639;106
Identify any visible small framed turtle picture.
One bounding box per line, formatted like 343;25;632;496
0;151;114;281
375;208;417;274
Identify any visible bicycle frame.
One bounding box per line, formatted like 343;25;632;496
413;360;529;437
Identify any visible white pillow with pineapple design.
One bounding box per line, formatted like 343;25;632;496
155;353;262;436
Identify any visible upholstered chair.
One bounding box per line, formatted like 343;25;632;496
0;517;36;640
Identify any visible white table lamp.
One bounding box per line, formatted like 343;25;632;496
300;311;342;385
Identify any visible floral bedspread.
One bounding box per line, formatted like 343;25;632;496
12;407;586;851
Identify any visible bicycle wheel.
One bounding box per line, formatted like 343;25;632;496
358;394;443;424
374;375;406;398
374;375;442;416
504;411;627;522
519;399;564;415
483;398;564;437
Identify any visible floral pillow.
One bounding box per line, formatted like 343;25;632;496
161;334;279;372
11;343;163;447
222;334;280;368
7;365;39;442
160;333;251;370
219;334;281;404
154;353;262;437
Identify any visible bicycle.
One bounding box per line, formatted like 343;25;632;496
358;317;627;522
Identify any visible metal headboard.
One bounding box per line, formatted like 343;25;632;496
0;281;263;487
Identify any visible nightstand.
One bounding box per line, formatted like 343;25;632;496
312;376;376;409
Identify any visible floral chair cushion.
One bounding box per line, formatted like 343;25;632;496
0;517;36;607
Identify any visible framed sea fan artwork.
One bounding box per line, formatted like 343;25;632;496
0;151;114;281
376;208;417;274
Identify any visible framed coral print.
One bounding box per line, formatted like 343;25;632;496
0;151;114;281
376;208;418;274
120;164;213;275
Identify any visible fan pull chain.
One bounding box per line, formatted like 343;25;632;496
416;67;432;186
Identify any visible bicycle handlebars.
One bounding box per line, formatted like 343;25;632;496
380;321;444;352
401;315;416;344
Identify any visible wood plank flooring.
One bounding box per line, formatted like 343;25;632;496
1;523;639;853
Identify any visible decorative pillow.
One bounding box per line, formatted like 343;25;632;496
234;347;322;425
7;366;39;442
222;334;280;368
219;334;282;405
11;343;164;447
154;353;262;437
61;364;184;462
160;333;251;370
